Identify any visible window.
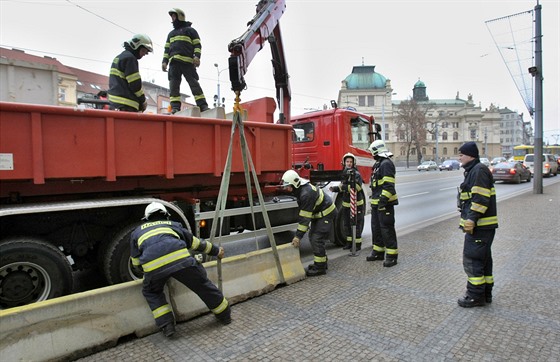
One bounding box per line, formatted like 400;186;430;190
443;147;448;155
431;133;436;141
367;95;374;106
442;132;448;140
292;122;315;142
454;147;458;155
470;129;477;139
58;87;66;102
358;96;366;107
350;116;371;150
441;122;448;128
453;132;458;140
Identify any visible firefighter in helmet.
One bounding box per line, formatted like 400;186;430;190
329;153;366;250
108;34;153;112
366;140;399;267
162;8;209;113
281;170;336;276
130;202;231;338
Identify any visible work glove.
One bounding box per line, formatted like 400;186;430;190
217;247;225;259
162;62;168;72
193;57;201;67
463;220;475;234
291;236;300;248
140;101;147;112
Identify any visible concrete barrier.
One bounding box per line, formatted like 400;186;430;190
0;244;305;361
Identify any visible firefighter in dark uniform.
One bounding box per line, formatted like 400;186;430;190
281;170;336;276
130;202;231;337
108;34;152;112
457;141;498;308
366;140;399;267
162;8;209;113
329;153;366;250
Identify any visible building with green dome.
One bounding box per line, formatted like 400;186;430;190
337;64;515;165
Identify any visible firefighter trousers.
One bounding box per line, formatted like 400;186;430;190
463;229;495;300
168;62;208;111
309;212;336;265
341;205;365;244
142;258;230;328
371;205;398;259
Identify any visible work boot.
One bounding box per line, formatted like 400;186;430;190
200;105;209;112
457;295;486;308
307;262;328;270
305;263;326;277
383;258;397;267
355;243;361;251
216;314;232;325
485;293;493;304
366;253;384;261
342;243;352;250
161;322;176;338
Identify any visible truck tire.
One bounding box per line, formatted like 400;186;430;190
333;197;346;246
0;238;73;309
99;222;144;285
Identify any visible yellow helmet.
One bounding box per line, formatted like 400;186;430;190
128;34;153;52
169;8;185;21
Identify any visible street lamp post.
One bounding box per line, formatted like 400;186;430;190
213;63;227;107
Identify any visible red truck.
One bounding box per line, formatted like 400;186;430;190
0;0;378;309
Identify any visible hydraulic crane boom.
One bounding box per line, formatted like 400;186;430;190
228;0;291;124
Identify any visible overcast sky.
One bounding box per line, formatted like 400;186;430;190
1;0;559;142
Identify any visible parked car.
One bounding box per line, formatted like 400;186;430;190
490;157;507;165
439;159;461;171
523;154;559;177
491;161;532;184
480;157;491;167
417;161;438;171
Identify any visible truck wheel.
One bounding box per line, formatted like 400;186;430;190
332;197;346;246
0;238;73;309
99;222;143;285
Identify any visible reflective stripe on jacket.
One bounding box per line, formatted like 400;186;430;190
370;157;398;207
295;184;335;239
163;21;202;65
459;159;498;229
108;48;145;111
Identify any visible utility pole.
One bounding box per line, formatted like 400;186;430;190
532;1;543;194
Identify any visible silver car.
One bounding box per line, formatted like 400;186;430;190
417;161;438;171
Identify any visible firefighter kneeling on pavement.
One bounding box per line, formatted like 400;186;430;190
130;202;231;338
281;170;336;276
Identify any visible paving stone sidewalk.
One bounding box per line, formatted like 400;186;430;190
78;182;559;362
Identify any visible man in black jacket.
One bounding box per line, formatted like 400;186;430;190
130;202;231;338
108;34;152;112
162;8;209;113
457;141;498;308
281;170;336;276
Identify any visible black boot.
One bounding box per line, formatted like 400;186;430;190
161;322;176;338
457;295;486;308
342;243;352;250
366;252;384;261
383;257;397;267
306;263;327;277
355;243;361;251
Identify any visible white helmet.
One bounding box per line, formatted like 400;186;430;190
128;34;153;52
281;170;308;189
144;202;169;220
342;152;356;166
368;140;392;158
169;8;186;21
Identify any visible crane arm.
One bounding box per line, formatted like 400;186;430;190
228;0;291;123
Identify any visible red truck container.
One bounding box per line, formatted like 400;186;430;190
0;100;297;309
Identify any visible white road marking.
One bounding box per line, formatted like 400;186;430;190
401;191;429;198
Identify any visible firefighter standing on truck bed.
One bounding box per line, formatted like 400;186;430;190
366;140;399;267
281;170;336;277
329;153;366;250
162;8;209;113
130;202;231;338
108;34;152;112
456;141;498;308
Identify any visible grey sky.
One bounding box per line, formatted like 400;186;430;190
1;0;558;141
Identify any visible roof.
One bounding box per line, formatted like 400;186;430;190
343;65;387;89
0;47;76;76
67;66;109;95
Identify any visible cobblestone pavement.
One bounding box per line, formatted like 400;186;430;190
78;182;559;362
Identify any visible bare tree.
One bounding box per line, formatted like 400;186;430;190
395;99;433;167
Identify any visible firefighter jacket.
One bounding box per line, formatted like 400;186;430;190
162;21;202;66
108;47;146;111
458;159;498;229
370;157;398;208
294;183;336;239
130;219;219;280
332;167;365;209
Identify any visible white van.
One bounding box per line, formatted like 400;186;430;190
523;154;558;177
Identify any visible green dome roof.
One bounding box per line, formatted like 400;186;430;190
414;79;426;88
344;66;387;89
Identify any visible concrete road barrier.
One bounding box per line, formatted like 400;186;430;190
0;244;305;361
